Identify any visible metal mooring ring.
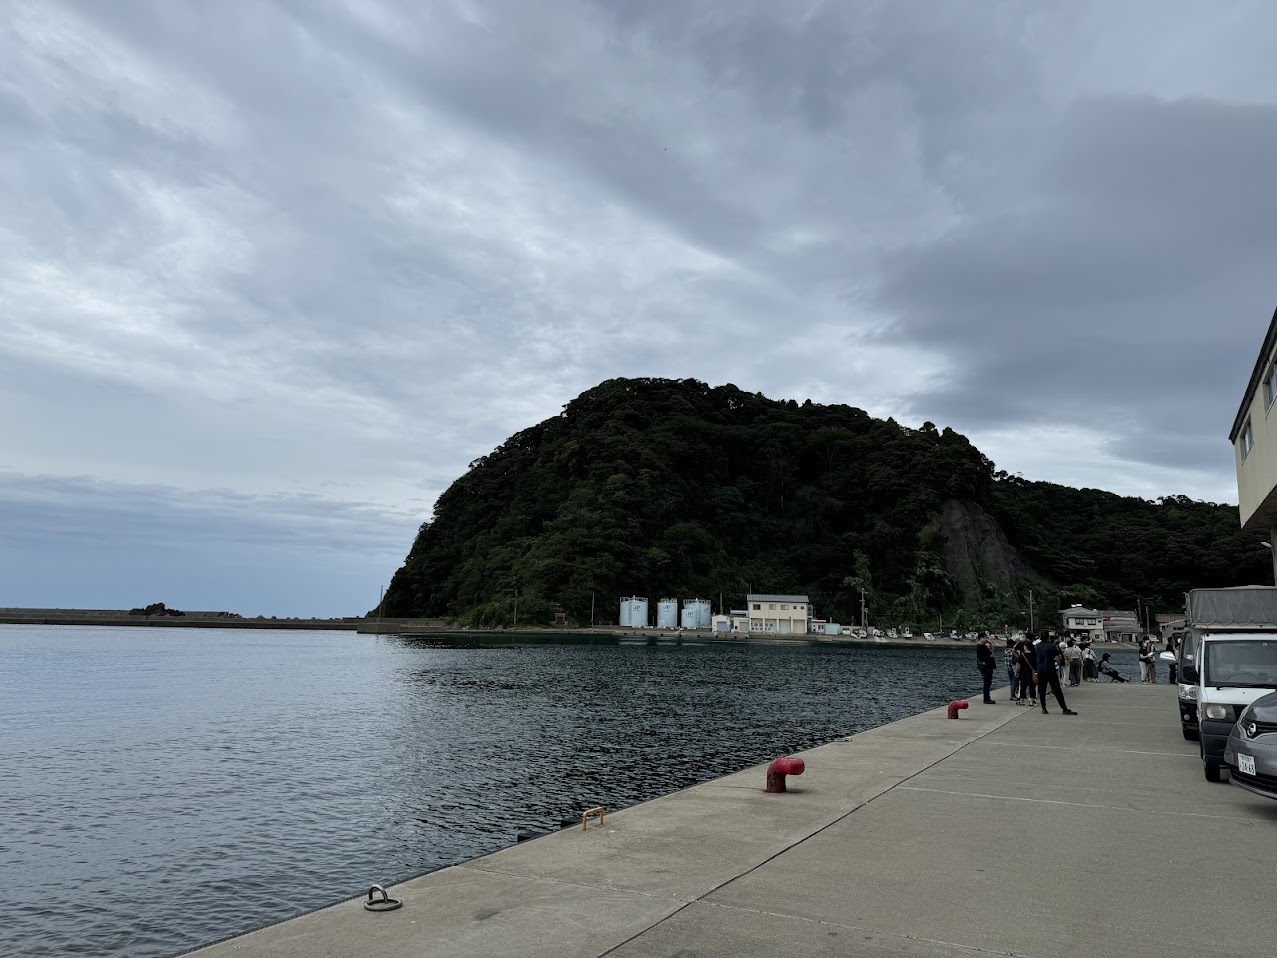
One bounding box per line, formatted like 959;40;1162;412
364;884;403;912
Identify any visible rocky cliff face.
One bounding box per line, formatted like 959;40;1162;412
924;499;1050;605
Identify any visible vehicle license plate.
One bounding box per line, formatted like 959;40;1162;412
1239;754;1256;776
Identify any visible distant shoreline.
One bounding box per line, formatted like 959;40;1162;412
363;623;1144;651
0;613;1144;650
0;610;361;631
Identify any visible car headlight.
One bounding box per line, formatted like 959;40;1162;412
1203;704;1238;721
1178;684;1197;701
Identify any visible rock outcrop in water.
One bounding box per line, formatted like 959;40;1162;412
128;602;185;617
383;377;1267;629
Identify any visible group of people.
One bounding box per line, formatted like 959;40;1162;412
976;632;1078;714
976;631;1141;714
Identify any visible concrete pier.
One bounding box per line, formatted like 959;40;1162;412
188;683;1277;958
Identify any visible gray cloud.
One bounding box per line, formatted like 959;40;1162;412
877;94;1277;477
2;0;1275;612
0;471;416;616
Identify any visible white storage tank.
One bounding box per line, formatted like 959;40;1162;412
682;598;712;630
694;598;713;629
656;598;679;629
823;623;842;636
620;596;649;628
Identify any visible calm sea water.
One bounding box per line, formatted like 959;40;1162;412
0;626;1136;958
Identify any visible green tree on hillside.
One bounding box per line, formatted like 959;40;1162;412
382;378;1269;627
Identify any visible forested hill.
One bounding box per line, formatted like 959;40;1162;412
382;378;1268;629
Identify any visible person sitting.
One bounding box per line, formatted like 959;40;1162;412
1098;653;1127;682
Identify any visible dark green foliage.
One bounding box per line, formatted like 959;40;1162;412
383;378;1267;627
991;479;1270;617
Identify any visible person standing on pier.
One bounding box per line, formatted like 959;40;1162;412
1004;637;1020;700
1035;632;1077;715
1015;637;1038;706
1082;643;1099;681
1063;639;1083;686
1137;637;1156;683
976;636;997;704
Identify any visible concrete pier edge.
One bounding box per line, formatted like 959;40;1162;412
185;683;1277;958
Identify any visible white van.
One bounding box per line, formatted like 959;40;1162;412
1182;588;1277;782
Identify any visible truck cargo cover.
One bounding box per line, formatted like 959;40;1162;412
1185;586;1277;628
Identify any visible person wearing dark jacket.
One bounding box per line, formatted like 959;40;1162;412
1035;633;1077;715
976;636;997;704
1015;639;1038;706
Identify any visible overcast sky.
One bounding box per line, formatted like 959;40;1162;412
3;1;1276;616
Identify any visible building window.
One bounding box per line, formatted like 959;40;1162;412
1241;418;1255;460
781;604;789;610
752;604;761;611
1265;362;1277;412
769;604;776;610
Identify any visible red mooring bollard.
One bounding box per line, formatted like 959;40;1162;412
947;699;969;719
765;756;806;792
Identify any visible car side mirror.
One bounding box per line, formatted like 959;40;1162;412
1182;665;1199;684
1158;651;1176;663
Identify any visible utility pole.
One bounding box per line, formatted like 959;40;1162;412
513;590;518;629
861;589;867;633
1029;589;1034;635
590;592;595;629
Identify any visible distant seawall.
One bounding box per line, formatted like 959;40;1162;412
0;610;362;631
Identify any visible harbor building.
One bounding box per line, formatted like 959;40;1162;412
1230;304;1277;583
711;609;750;633
1061;607;1139;642
1061;606;1103;642
1099;610;1141;643
1157;612;1186;642
746;594;810;634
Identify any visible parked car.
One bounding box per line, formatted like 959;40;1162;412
1224;690;1277;800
